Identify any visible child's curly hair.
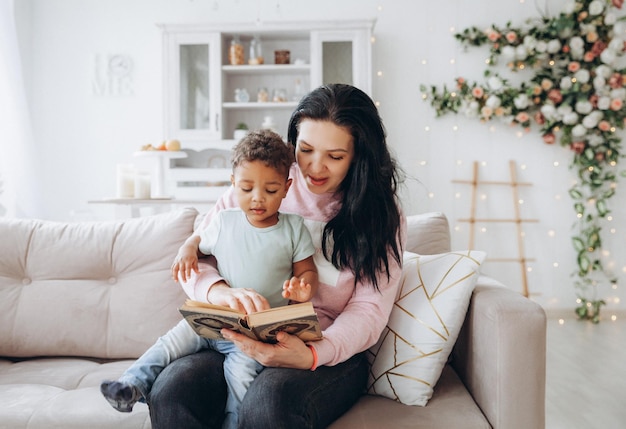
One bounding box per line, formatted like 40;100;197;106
231;129;295;178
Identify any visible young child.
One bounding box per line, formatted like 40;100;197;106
100;129;318;429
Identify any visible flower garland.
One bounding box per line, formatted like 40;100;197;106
421;0;626;322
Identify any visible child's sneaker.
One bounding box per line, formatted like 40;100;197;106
100;380;142;412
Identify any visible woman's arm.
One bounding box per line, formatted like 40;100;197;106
223;216;406;369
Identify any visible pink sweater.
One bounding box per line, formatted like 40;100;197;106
182;164;406;367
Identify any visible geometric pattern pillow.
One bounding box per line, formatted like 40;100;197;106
367;250;486;406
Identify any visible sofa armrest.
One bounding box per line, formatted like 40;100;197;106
451;278;546;429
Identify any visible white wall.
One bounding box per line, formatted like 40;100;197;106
15;0;626;316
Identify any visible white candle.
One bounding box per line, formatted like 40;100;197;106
134;171;151;199
116;164;135;198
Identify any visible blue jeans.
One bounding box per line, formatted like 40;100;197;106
148;349;369;429
120;320;262;429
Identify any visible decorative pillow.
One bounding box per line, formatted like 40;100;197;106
367;250;486;406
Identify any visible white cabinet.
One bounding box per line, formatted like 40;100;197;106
160;20;374;147
161;30;222;144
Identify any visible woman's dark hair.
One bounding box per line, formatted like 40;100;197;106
287;84;403;290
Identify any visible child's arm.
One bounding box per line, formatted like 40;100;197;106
171;234;203;283
282;255;318;303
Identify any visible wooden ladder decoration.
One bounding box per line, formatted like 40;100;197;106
453;160;538;297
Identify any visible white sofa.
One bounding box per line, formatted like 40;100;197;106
0;208;546;429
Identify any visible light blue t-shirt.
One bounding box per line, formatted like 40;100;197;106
198;208;315;307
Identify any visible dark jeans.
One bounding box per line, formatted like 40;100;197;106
148;348;368;429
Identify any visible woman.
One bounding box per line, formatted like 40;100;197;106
149;84;406;429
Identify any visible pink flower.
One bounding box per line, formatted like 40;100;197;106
589;94;599;108
543;133;556;144
596;152;605;161
506;31;517;43
610;98;623;110
534;112;546;125
568;62;581;72
548;89;563;104
570;141;586;154
609;73;623;89
591;41;607;56
598;120;611;131
487;29;501;42
516;112;530;123
612;0;624;9
584;52;595;62
472;87;485;98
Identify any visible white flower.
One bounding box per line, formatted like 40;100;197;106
561;76;573;90
608;38;624;53
541;104;557;120
611;88;626;100
514;93;530;109
488;76;503;91
486;95;501;108
563;112;580;125
582;113;601;129
574;69;590;84
580;24;597;35
593;75;607;90
558;104;573;115
536;41;548;53
501;46;516;60
523;35;537;50
515;45;528;60
572;124;587;137
570;48;584;60
605;12;617;25
563;0;577;14
596;65;613;79
589;0;604;16
614;21;626;37
601;49;617;65
569;36;585;51
598;96;611;110
547;39;562;53
575;100;593;114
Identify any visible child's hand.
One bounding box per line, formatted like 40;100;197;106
282;276;313;302
171;253;199;283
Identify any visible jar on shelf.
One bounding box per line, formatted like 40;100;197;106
257;87;269;102
228;36;244;65
274;50;290;65
272;88;287;102
261;116;277;132
248;35;264;65
234;88;250;103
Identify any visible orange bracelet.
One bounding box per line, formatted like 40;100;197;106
307;344;318;371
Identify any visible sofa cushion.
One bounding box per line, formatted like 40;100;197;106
330;365;490;429
0;208;197;359
0;357;151;429
367;250;486;406
405;212;451;255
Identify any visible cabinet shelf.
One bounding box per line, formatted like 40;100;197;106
222;101;299;110
222;64;310;74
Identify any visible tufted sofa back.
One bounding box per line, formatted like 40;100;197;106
0;208;198;359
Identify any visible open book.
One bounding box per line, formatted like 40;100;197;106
179;299;322;343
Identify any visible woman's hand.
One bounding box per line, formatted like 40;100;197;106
221;330;315;370
207;283;271;314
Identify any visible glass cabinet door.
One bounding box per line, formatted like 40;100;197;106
163;31;222;142
310;28;372;95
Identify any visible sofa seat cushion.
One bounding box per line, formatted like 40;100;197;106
0;357;150;429
329;365;490;429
